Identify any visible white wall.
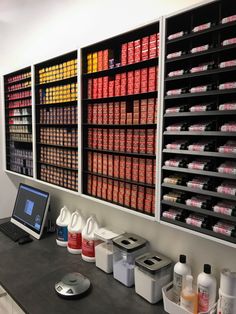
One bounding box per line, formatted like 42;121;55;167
1;0;235;283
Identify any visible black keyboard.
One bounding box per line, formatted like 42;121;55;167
0;221;29;242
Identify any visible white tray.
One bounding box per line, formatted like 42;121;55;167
162;282;217;314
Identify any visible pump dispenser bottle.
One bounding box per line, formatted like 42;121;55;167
180;275;198;314
173;254;191;303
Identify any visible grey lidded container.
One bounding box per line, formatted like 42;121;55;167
112;232;147;252
135;251;172;274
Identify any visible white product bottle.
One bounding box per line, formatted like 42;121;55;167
56;206;71;247
81;215;100;262
67;210;85;254
173;254;191;304
197;264;217;312
180;275;198;314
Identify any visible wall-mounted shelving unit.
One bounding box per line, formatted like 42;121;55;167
4;67;33;177
81;21;161;217
160;0;236;246
34;51;78;191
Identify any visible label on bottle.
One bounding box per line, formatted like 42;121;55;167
198;284;209;312
219;293;236;314
68;232;82;249
57;226;68;242
82;238;96;257
180;296;194;312
173;273;183;303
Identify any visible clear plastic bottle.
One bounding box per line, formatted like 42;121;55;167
180;275;198;314
197;264;217;312
173;254;192;304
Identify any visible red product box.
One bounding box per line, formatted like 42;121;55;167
97;128;103;149
96;177;102;198
93;78;98;99
87;151;93;172
125;157;132;180
92;176;97;196
113;181;119;203
124;183;131;207
134;39;141;63
87;79;93;99
144;198;152;214
138;158;146;183
145;159;153;184
120;101;126;113
108;102;114;124
118;182;125;205
132;157;139;182
103;76;108;98
119;130;126;152
107;179;113;201
120;113;126;124
113;156;119;177
148;66;157;92
97;153;102;174
134;69;141;94
140;99;148;124
93;152;98;173
141;68;148;93
142;36;149;61
102;154;108;175
97;77;103;98
108;129;114;151
121;43;128;66
127;71;134;95
146;129;155;154
154;101;157;124
115;74;121;96
131;185;138;208
127;41;134;64
87;175;92;195
93;128;98;149
88;129;93;148
126;112;133;124
137;186;145;211
102;129;108;150
97;103;103;124
152;191;155;215
114;129;120;151
133;99;140;112
98;51;103;72
102;102;108;124
132;129;140;153
139;130;146;153
103;49;111;70
119;156;125;179
114;102;120;124
102;178;108;199
126;129;133;152
92;104;98;124
108;79;115;97
87;104;93;123
120;73;127;96
153;160;156;185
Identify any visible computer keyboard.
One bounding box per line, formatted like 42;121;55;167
0;221;29;242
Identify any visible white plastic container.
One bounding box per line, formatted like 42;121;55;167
217;288;236;314
173;254;191;304
162;282;217;314
217;268;236;314
81;216;100;262
67;210;85;254
112;233;147;287
56;206;71;247
134;251;172;304
95;228;120;273
197;264;217;312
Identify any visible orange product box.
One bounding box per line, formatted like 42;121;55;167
118;182;125;205
120;101;126;113
97;77;103;98
87;151;93;172
145;159;153;184
87;79;93;99
133;99;140;113
98;51;103;71
92;104;98;124
132;157;139;182
87;104;93;123
139;129;146;153
125;157;132;180
102;154;108;175
114;102;120;124
97;128;103;149
137;186;145;211
103;49;113;70
107;179;113;201
96;177;102;198
102;102;108;124
108;129;114;151
113;180;119;202
92;78;98;99
120;113;126;124
93;128;98;149
102;129;108;150
153;159;156;185
108;79;115;97
119;156;125;179
126;129;133;152
97;103;103;124
93;152;98;173
108;154;113;177
113;155;119;177
115;74;121;96
144;198;152;214
121;43;128;66
147;98;156;124
103;76;108;98
131;184;138;206
126;112;133;124
146;129;155;154
138;158;146;183
97;153;102;174
108;102;114;124
92;175;98;194
127;71;134;95
114;129;120;151
87;174;92;195
151;191;155;215
102;178;108;199
119;129;126;151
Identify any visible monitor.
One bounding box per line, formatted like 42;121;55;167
11;183;50;239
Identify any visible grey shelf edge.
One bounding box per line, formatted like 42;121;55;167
164;131;236;136
164;110;236;118
161;200;236;222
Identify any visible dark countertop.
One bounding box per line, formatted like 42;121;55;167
0;219;166;314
